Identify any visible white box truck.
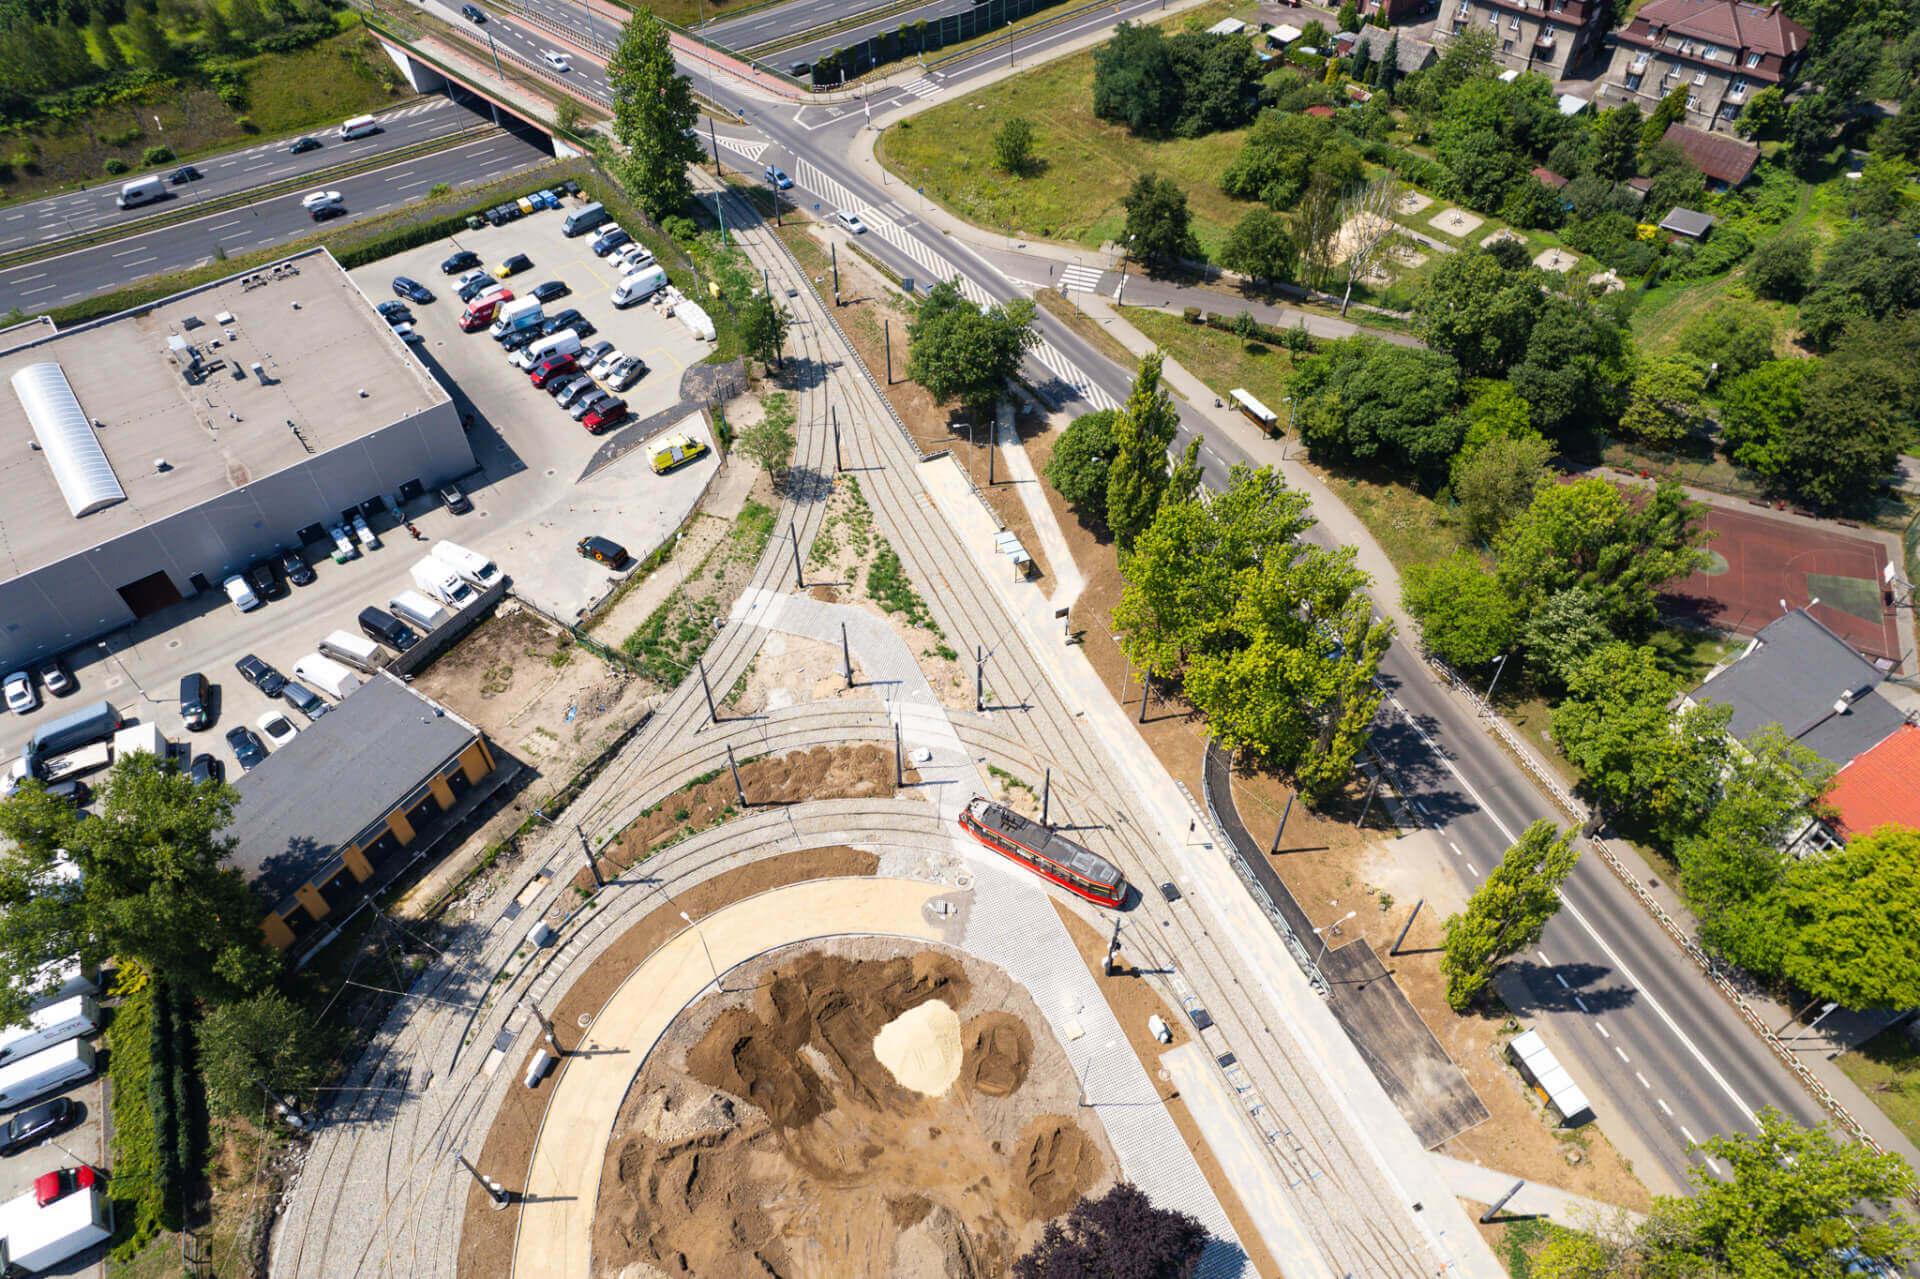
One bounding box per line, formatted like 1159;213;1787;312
0;1040;94;1109
387;591;451;633
36;743;110;784
0;1183;112;1274
489;297;543;338
110;723;173;764
411;558;475;609
20;959;97;1014
319;630;390;675
431;541;500;590
116;175;165;209
0;997;97;1069
611;264;667;309
291;655;362;701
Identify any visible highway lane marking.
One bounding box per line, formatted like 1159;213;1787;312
1679;1125;1696;1145
1554;974;1569;989
1573;995;1589;1011
1635;1071;1650;1088
1614;1045;1630;1063
20;284;53;294
1464;861;1478;876
397;179;434;191
111;245;150;256
208;220;240;230
16;272;44;280
1658;1098;1673;1116
1448;840;1461;855
1537;949;1551;965
1595;1022;1610;1039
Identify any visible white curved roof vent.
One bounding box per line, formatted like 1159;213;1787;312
9;362;126;518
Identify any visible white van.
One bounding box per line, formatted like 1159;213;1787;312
340;114;379;140
0;995;97;1068
432;540;499;589
292;654;362;701
388;590;451;633
611;264;667;309
513;330;582;370
116;175;165;209
21;959;97;1014
490;297;542;338
0;1039;94;1109
319;629;389;675
411;557;475;609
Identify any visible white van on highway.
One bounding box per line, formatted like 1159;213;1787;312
116;175;166;209
340;114;380;140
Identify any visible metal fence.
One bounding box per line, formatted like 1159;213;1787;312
389;576;510;678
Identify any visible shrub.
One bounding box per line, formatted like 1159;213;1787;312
103;157;128;174
142;144;173;166
1182;306;1202;324
234;114;256;132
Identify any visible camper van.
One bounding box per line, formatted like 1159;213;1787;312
432;541;499;589
116;176;165;209
410;558;475;609
388;591;451;633
610;264;667;309
0;1040;95;1110
318;630;390;675
0;997;98;1069
291;655;362;701
340;114;380;140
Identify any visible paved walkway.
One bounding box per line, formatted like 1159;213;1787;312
997;399;1085;608
1429;1153;1648;1230
509;877;958;1279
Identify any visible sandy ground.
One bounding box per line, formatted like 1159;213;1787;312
458;846;882;1278
593;938;1116;1279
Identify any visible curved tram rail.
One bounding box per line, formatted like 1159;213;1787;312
958;795;1127;908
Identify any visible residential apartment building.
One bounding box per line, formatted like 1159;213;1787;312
1440;0;1611;78
1598;0;1808;132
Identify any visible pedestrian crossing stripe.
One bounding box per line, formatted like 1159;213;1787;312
1058;264;1103;293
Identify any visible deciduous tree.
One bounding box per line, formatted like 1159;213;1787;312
1495;477;1709;632
1441;820;1579;1008
1402;552;1518;667
1720;359;1810;481
1765;827;1920;1009
1012;1182;1207;1279
198;992;329;1121
1748;231;1815;301
1413;249;1546;378
1121;173;1201;267
605;10;703;219
1619;357;1705;446
905;277;1038;421
992;116;1036;176
1044;409;1117;516
1105;353;1180;547
1217;206;1296;285
1456;432;1551;544
738;392;797;484
1521;587;1613;692
1289;337;1463;478
738;291;791;371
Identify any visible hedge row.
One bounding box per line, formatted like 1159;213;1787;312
106;968;167;1260
146;981;184;1232
1184;306;1319;353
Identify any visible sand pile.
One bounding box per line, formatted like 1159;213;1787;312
594;944;1110;1279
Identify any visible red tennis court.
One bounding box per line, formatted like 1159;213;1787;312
1661;505;1902;666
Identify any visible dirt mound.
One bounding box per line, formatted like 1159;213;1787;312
873;1000;963;1096
1014;1117;1103;1220
958;1012;1031;1098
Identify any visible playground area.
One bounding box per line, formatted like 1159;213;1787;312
1661;505;1903;666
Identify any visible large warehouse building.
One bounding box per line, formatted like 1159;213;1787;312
0;250;471;667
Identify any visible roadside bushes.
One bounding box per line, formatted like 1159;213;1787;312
142;145;174;166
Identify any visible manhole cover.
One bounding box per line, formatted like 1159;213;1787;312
166;639;183;650
576;1013;592;1028
546;469;558;477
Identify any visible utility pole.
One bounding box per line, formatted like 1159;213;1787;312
1479;1182;1526;1224
456;1154;510;1209
987;422;996;485
831;241;840;305
697;656;718;724
884;318;892;383
1270;792;1294;856
894;720;904;787
1102;917;1120;976
708;114;723;175
1138;670;1149;724
523;996;561;1054
832;404;842;473
788;525;803;587
575;823;603;888
841;621;853;689
725;742;747;807
1389;899;1423;957
1041;767;1051;826
975;645;985;712
1356;772;1381;828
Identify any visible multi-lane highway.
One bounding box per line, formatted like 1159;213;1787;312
1;106;555;311
0;97;481;255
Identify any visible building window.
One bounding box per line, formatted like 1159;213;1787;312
1703;43;1720;59
1625;72;1643;90
1554;0;1565;8
1722;104;1740;120
1686;93;1700;111
1693;69;1707;85
1746;51;1761;67
1730;75;1748;94
1453;18;1467;32
1502;38;1514;51
1509;15;1519;28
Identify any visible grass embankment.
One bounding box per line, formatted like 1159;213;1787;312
0;24;407;203
622;498;777;681
1837;1027;1920;1149
876;2;1261;257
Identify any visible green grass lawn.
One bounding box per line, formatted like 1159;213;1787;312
1837;1026;1920;1149
877;2;1264;256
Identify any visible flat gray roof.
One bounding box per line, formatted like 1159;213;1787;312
228;673;479;903
0;250;449;583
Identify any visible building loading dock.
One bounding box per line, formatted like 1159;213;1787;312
0;250;472;669
226;673;497;957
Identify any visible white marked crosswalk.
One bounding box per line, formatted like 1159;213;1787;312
898;77;941;99
1058;263;1103;293
715;135;767;161
1031;339;1119;411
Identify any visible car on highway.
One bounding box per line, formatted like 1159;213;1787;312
461;2;485;18
530;280;569;303
3;671;35;715
301;190;343;219
37;659;73;697
257;710;299;749
441;250;482;275
169;165;202;184
835;209;868;234
765;166;791;189
281;547;315;587
529;354;578;388
440;480;472;515
189;754;224;785
0;1099;78;1157
235;654;287;699
590;227;630;257
392;276;434;304
578;535;628;568
582;397;629;433
227;726;268;771
543;49;571;71
608;355;648;391
312;203;346;223
492;253;533;279
788;61;811;78
289;136;322;154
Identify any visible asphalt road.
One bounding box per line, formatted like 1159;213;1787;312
2;116;555;311
0;97;481;256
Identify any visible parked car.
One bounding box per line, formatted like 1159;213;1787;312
222;574;260;613
591;227;630;257
440;480;472;515
376;299;412;320
189;754;224;785
289;136;321;154
582;398;630;433
608;356;648;391
531;280;569;302
180;673;213;731
0;1099;78;1157
588;346;622;378
36;659;73;697
571;389;614;421
280;547;315;587
247;558;286;601
542;49;571;71
45;779;88;807
280;682;329;721
257;710;298;749
168;165;202;184
835;209;868;234
226;726;267;772
2;672;35;715
33;1166;97;1208
500;327;542;354
556;376;599;409
234;654;287;698
765;166;791;189
578;536;629;568
441;250;482;275
492;252;533;279
529;355;578;388
461;2;485;18
539;308;584;336
788;60;811;77
392;276;433;304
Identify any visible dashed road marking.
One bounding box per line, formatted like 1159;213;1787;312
1680;1125;1697;1145
1614;1045;1630;1063
1595;1022;1610;1039
1635;1071;1650;1089
1658;1098;1674;1116
1573;995;1589;1012
1554;974;1569;989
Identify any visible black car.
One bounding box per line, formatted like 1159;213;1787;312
530;280;569;303
311;204;345;223
494;252;533;278
281;681;329;721
280;547;314;587
561;179;581;197
590;228;630;257
376;299;411;320
548;372;591;402
289;136;321;154
189;754;224;785
246;559;286;601
391;276;433;304
500;327;542;353
226;726;268;772
440;481;472;514
234;654;286;699
540;308;586;337
458;276;496;303
0;1099;77;1158
168;165;202;185
461;2;485;18
180;673;213;731
441;250;481;275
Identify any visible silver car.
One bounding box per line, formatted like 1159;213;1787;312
571;389;615;422
556;377;599;409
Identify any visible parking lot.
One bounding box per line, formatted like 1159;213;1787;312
0;997;107;1279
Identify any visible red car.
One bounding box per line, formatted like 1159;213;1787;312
35;1166;97;1207
528;354;578;388
458;288;513;332
581;397;629;433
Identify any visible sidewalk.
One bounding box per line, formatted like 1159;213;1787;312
1108;288;1423;348
1429;1154;1647;1229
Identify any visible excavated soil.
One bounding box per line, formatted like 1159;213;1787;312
593;939;1111;1279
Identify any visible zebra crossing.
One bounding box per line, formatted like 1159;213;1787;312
715;134;767;161
1031;340;1120;412
1057;263;1104;293
898;76;942;99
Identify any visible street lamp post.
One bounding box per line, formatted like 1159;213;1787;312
1312;910;1357;969
1790;1001;1840;1044
1484;651;1511;704
680;910;724;991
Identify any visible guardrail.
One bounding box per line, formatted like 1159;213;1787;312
0;123;489;271
1423;652;1914;1184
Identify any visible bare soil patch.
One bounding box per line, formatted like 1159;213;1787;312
456;846;880;1279
595;939;1115;1279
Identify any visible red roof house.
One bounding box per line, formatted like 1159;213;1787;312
1823;722;1920;841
